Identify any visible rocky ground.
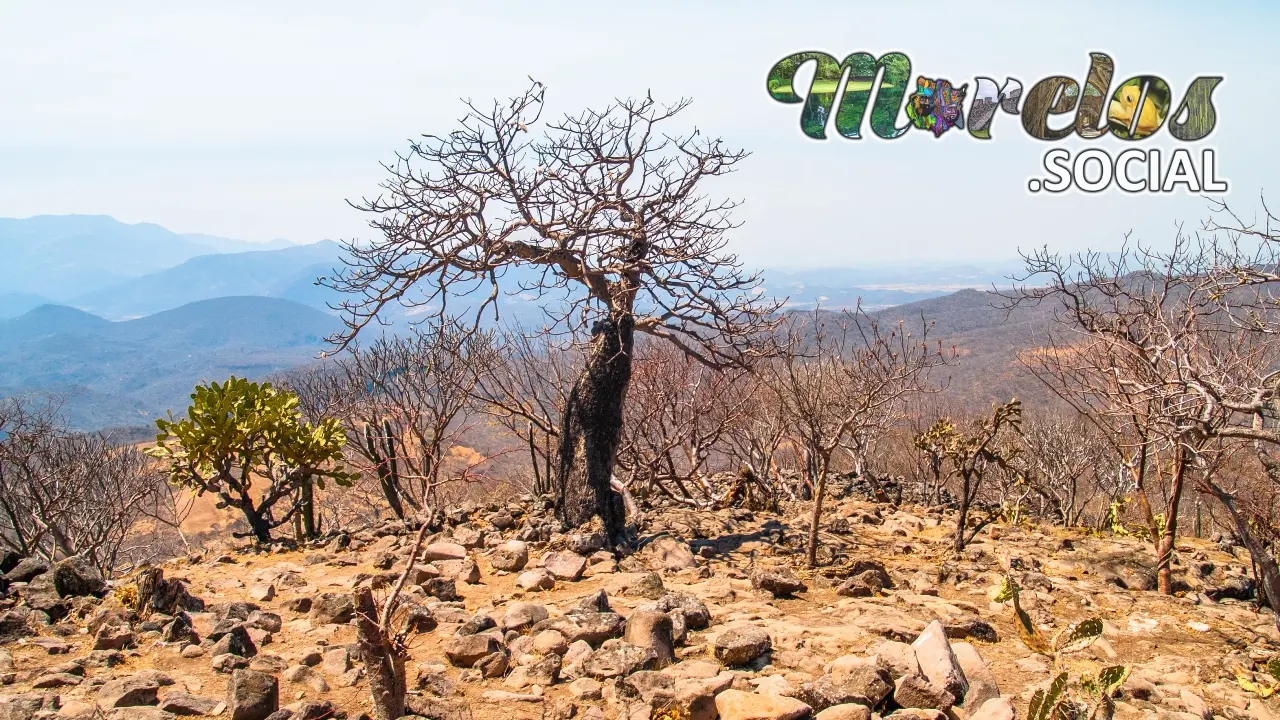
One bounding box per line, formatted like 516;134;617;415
0;495;1278;720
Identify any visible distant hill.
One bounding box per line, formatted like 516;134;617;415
70;241;345;319
0;297;342;429
0;215;221;300
864;288;1058;410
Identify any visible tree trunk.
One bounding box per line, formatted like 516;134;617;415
556;315;633;542
299;476;317;539
353;588;406;720
243;506;273;544
1208;480;1280;627
954;472;971;553
807;470;828;568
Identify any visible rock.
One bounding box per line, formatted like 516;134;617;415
31;673;81;688
108;709;177;720
443;634;501;668
911;620;968;701
751;568;807;598
533;612;626;647
714;690;811;720
320;648;350;677
951;642;1000;708
280;598;311;614
640;536;698;572
421;543;468;562
582;640;658;679
162;613;197;644
437;559;480;585
245;612;282;633
624;611;675;668
814;705;871;720
490;542;529;572
422;578;459;602
404;695;473;720
4;558;48;583
944;617;998;643
818;656;894;709
248;585;275;602
893;674;954;711
504;654;560;688
307;594;353;625
451;525;484;549
49;557;107;597
533;629;568;656
561;640;594;677
870;642;919;681
158;693;223;716
98;676;162;710
623;572;666;600
565;589;611;615
885;711;945;720
516;569;555;591
543;551;587;581
475;652;509;679
568;678;603;700
639;592;710;630
967;697;1016;720
714;626;772;667
501;602;549;632
211;626;258;658
94;623;137;651
212;654;251;673
226;670;277;720
281;666;328;694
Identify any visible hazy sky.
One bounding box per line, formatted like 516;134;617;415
0;0;1274;269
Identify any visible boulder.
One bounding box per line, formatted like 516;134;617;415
158;693;223;716
814;704;872;720
951;642;1000;708
307;594;353;625
443;634;501;668
582;640;658;679
640;536;698;572
490;542;529;572
97;676;162;711
893;674;954;711
3;558;48;584
638;592;710;630
532;612;626;647
516;569;555;591
751;568;807;598
420;543;468;563
226;670;277;720
49;557;107;597
714;690;812;720
911;620;968;701
713;626;772;667
501;602;549;633
542;551;587;581
967;697;1016;720
623;610;675;667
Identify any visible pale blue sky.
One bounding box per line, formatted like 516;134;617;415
0;0;1273;268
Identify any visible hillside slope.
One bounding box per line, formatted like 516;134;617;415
0;296;341;428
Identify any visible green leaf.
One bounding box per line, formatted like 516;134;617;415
1097;665;1129;696
1054;618;1103;655
1267;657;1280;681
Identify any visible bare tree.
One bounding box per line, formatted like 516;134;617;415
473;327;581;496
322;81;780;541
616;340;752;507
768;308;949;566
0;396;166;574
286;323;500;521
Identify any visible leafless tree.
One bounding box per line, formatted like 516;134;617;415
473;327;581;496
0;396;166;575
322;80;781;541
1008;228;1264;593
616;340;752;507
285;323;501;521
768;308;949;566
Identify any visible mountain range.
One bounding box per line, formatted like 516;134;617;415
0;214;1033;431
